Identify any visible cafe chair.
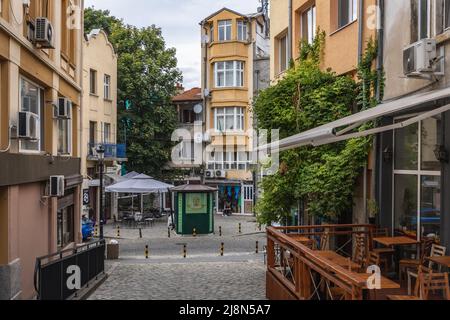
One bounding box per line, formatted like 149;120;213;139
420;271;450;300
387;266;427;300
353;234;368;271
399;238;434;282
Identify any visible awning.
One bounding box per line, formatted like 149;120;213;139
259;87;450;152
105;174;174;194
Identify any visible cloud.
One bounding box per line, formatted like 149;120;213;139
84;0;261;89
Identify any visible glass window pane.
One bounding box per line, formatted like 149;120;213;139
420;176;441;239
421;116;441;171
225;70;233;86
394;122;419;170
419;0;429;39
338;0;350;28
217;117;224;131
225;115;234;130
446;0;450;29
394;174;418;235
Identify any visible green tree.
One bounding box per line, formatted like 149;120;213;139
84;8;182;178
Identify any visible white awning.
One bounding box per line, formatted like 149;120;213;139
259;87;450;152
105;174;174;194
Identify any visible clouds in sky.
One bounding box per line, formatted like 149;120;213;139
84;0;261;89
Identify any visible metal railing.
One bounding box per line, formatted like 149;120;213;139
34;239;106;300
88;143;127;160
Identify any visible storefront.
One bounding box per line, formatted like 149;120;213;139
207;181;254;215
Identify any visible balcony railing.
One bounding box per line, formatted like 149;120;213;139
88;143;127;161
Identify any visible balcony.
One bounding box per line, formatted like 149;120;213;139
87;143;128;162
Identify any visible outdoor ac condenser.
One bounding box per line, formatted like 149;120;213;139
403;38;437;76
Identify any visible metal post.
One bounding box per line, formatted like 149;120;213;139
139;228;142;239
256;241;259;254
220;242;224;256
219;226;222;237
99;158;104;239
117;225;120;238
168;227;171;238
145;245;149;259
239;223;242;234
193;228;197;237
183;244;187;258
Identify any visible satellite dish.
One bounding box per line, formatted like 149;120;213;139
194;104;203;114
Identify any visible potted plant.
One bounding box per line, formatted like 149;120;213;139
367;199;379;225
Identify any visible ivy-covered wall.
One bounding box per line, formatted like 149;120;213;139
254;32;383;224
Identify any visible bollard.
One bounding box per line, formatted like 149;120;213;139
258;224;262;232
193;228;197;237
117;225;120;238
168;227;171;238
220;242;224;256
139;228;143;239
219;226;222;237
94;226;98;237
256;241;259;254
183;244;187;258
145;245;149;259
239;223;242;234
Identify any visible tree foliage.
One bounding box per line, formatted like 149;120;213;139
254;33;382;224
84;7;182;178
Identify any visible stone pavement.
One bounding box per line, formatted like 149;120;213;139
88;215;268;300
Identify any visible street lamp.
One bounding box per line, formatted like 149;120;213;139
96;144;105;240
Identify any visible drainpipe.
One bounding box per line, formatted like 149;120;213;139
358;0;364;62
288;0;293;63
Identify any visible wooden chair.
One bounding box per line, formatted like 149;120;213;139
314;231;330;251
406;244;447;294
353;234;368;271
420;272;450;300
387;266;427;300
399;238;434;281
366;251;381;268
371;228;394;271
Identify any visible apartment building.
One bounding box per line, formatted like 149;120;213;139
81;29;124;224
200;7;270;215
270;0;377;81
0;0;84;299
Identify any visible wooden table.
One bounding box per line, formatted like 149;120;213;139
288;234;314;246
316;251;360;270
427;256;450;268
352;273;401;290
373;236;419;247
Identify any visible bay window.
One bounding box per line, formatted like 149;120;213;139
214;107;244;132
237;20;248;41
215;61;244;87
207;151;250;171
218;20;232;41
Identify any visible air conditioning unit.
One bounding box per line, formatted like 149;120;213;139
205;170;216;179
49;175;65;197
54;98;72;119
18;111;39;140
34;17;54;49
403;39;437;76
215;170;226;179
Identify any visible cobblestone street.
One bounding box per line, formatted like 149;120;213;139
88;215;267;300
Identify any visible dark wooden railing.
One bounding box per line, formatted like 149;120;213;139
266;224;376;300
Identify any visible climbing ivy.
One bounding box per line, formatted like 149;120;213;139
254;34;384;224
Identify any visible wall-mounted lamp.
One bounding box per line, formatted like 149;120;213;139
434;145;449;163
383;147;393;163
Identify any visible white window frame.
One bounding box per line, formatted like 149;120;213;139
57;101;72;155
444;0;450;31
278;34;288;73
89;69;97;95
418;0;431;39
19;77;42;154
243;185;254;201
103;122;111;143
237;20;248;41
104;74;111;100
214;107;245;133
338;0;358;29
214;61;244;88
218;20;232;41
302;5;317;44
392;115;442;241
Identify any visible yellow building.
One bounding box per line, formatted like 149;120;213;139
200;7;270;215
81;29;123;223
270;0;377;81
0;0;84;299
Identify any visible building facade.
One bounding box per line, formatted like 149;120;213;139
376;0;450;249
81;29;123;224
0;0;84;299
200;7;270;215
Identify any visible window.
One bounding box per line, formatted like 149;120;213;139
218;20;232;41
214;61;244;87
338;0;358;29
57;100;72;155
237;20;248;41
214;107;244;132
411;0;430;42
180;140;194;160
19;78;43;152
210;24;214;42
393;116;442;240
278;34;288;73
302;5;316;44
181;108;195;124
435;0;450;34
207;151;250;170
104;74;111;100
90;69;97;95
103;123;111;143
89;121;97;145
57;202;74;248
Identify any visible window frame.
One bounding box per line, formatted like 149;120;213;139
19;76;43;154
214;61;244;88
57;100;72;156
218;19;232;41
214;107;245;133
89;69;97;95
278;33;288;73
237;20;248;41
104;74;111;100
103;122;111;143
337;0;358;29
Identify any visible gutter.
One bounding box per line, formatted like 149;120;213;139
358;0;364;62
288;0;293;63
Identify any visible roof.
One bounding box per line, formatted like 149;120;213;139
172;87;202;102
200;7;263;24
171;184;218;192
105;174;174;194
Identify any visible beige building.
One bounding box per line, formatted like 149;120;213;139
0;0;84;299
200;7;270;214
81;29;123;223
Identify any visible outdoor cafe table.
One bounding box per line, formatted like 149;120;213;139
288;234;314;247
373;236;420;275
316;251;360;271
427;256;450;270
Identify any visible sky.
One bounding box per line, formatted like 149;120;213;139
84;0;261;89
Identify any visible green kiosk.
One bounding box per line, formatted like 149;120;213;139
172;184;217;235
